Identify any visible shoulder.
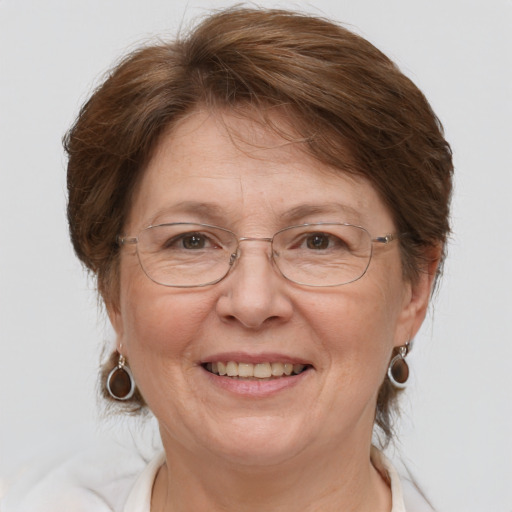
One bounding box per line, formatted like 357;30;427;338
0;440;150;512
371;447;436;512
400;477;437;512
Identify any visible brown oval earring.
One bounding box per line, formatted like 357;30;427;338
106;352;136;400
387;343;410;389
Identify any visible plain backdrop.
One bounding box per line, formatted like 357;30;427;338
0;1;511;510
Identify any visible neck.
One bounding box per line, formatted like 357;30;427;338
151;438;391;512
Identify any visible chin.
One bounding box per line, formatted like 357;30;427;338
203;415;312;467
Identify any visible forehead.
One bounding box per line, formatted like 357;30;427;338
127;110;392;233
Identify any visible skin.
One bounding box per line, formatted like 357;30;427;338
109;110;437;511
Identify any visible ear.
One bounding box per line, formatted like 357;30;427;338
394;245;442;347
105;301;125;352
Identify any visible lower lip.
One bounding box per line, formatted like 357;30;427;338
202;367;312;398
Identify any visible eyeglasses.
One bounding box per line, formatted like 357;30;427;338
118;222;398;288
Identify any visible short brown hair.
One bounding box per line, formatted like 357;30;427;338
64;7;453;440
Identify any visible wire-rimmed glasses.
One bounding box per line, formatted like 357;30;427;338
118;222;398;288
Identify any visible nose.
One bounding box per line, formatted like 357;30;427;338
215;240;293;329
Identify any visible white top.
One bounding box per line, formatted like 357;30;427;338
1;444;434;512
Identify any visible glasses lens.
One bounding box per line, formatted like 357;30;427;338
137;224;237;287
273;224;372;286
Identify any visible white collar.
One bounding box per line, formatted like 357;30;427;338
123;451;165;512
124;448;411;512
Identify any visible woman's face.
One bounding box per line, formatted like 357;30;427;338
111;110;431;467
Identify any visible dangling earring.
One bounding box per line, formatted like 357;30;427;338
387;343;410;389
106;351;136;400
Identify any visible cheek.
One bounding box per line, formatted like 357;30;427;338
301;275;405;377
116;260;218;380
123;289;214;355
118;285;218;412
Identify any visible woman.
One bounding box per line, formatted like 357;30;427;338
5;7;452;511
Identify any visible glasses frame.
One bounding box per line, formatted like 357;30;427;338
118;222;398;288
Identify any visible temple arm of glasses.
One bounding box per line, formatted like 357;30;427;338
372;234;397;244
117;235;138;246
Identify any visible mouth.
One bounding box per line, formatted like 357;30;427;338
202;361;312;380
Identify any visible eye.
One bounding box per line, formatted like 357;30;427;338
306;233;331;250
181;233;207;249
304;232;349;251
277;225;358;255
162;232;215;250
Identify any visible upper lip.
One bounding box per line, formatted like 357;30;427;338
200;352;313;367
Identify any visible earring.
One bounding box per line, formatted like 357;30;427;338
387;343;410;389
106;352;136;401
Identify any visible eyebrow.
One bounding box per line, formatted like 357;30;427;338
280;203;364;224
149;201;228;226
148;201;364;227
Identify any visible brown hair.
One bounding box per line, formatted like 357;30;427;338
64;7;453;440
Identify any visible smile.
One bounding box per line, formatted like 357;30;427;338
204;361;310;379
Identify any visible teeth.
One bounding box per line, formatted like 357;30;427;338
254;363;272;378
271;362;284;376
226;361;238;377
217;361;227;376
293;364;305;374
206;361;308;378
238;363;254;378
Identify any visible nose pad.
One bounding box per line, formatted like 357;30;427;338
226;243;274;275
224;250;241;280
228;252;238;267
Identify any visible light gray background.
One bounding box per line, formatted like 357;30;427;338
0;1;511;510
